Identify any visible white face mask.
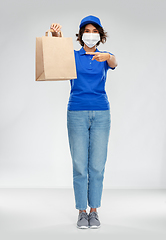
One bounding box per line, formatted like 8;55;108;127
82;33;100;48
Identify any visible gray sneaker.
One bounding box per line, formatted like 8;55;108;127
88;212;101;229
77;212;89;229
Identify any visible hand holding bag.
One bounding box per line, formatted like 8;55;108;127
35;29;77;81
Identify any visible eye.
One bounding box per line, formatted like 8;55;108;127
84;29;90;33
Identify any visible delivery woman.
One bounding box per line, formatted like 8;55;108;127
50;15;117;229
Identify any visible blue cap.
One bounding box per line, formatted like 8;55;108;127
79;15;103;29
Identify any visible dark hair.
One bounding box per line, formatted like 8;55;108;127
76;23;107;46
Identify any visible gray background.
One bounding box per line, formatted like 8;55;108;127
0;0;166;188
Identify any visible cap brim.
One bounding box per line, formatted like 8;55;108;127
80;21;102;29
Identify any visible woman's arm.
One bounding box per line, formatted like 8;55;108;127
107;54;118;69
50;23;62;37
86;52;118;68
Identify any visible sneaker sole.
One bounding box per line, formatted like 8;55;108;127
77;225;89;229
89;225;101;229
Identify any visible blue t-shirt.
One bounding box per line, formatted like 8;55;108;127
67;47;115;111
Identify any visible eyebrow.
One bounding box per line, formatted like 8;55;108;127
84;28;98;31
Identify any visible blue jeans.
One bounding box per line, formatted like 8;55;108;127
67;110;111;210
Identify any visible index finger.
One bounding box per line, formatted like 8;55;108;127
86;52;100;55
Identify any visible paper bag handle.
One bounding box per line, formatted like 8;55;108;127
45;29;63;37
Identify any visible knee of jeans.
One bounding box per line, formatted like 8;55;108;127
73;165;87;178
89;165;105;176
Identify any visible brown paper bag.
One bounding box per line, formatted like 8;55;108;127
35;30;77;81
